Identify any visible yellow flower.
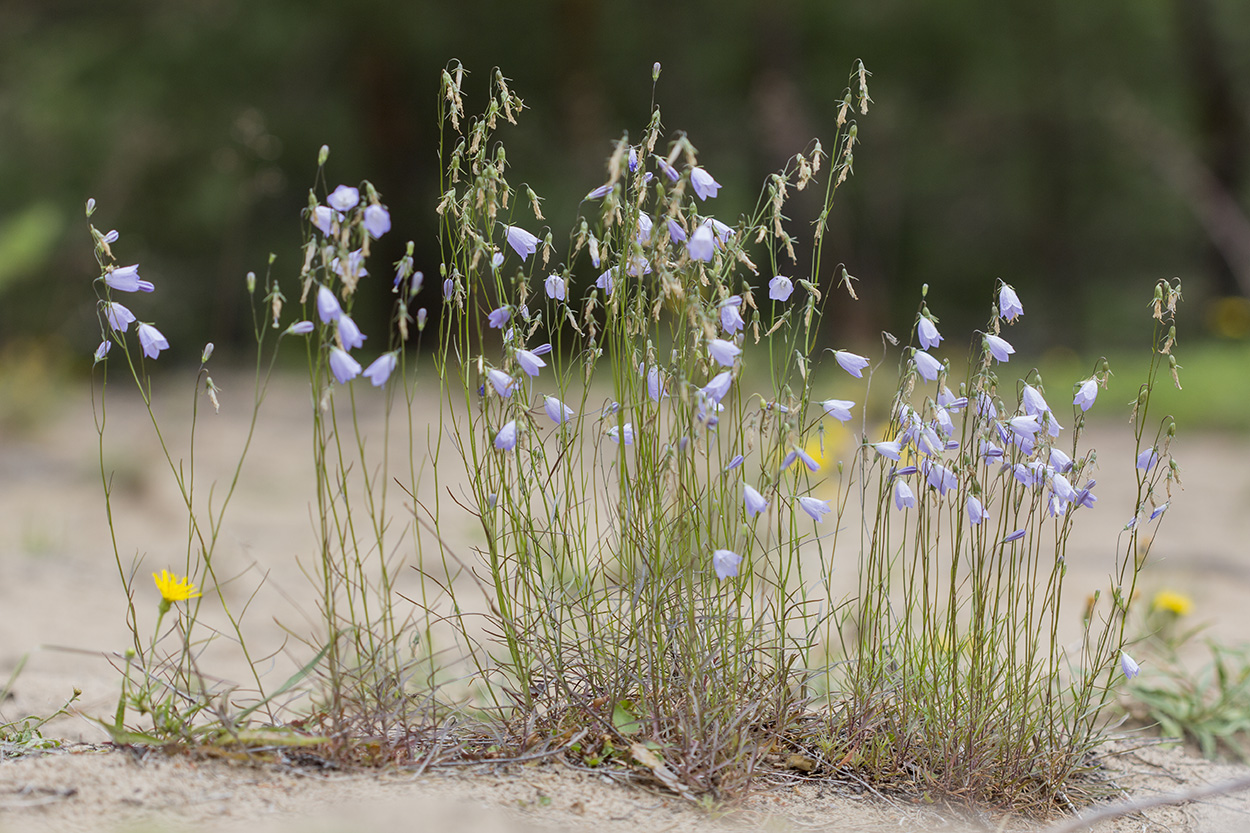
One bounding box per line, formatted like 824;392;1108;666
1151;589;1192;617
153;570;202;604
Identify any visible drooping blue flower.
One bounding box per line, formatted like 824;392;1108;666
1008;414;1041;437
820;398;855;422
1022;385;1050;417
287;320;315;335
720;297;745;334
607;423;635;445
585;183;612;200
702;370;734;404
985;334;1015;363
708;338;742;368
487;369;515;398
894;479;916;511
1002;528;1026;543
687;224;715;262
596;268;616;294
317;285;342;323
690;166;721;200
967;496;986;525
103;301;136;332
488;307;510;329
515;348;547;377
743;484;769;516
636;213;653;245
105;264;155;293
917;316;942;350
363;204;391;239
136;323;169;359
1074;379;1099;412
628;147;638;172
1149;502;1169;520
666;219;687;243
1120;651;1140;680
790;446;820;472
94;341;111;362
769;275;794;302
797;495;833;522
363;352;398;387
645;365;667;401
543;395;574;424
1137;448;1159;471
833;350;870;379
938;387;968;411
331;249;369;282
544;273;565;301
337;315;366;350
926;463;957;495
503;225;540;259
494;420;518;451
655;156;679;182
873;441;902;461
1049;448;1074;473
913;350;942;382
328;346;361;384
1075;480;1098;509
998;284;1024;322
312;205;338;236
327;185;360;212
712;548;742;580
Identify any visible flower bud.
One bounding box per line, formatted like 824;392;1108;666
86;198;96;217
318;144;330;166
201;343;214;363
652;62;661;81
246;271;256;294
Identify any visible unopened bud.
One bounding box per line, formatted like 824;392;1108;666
652;62;661;81
86;198;96;217
417;308;428;331
246;271;256;294
201;343;214;363
318;144;330;166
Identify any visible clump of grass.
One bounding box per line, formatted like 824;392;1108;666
83;59;1184;814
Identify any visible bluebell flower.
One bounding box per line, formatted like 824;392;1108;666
798;496;833;522
488;307;510;329
487;369;515;398
287;320;315;335
720;297;745;334
516;348;546;377
491;251;505;271
790;446;820;472
311;205;338;236
1049;448;1073;473
655;156;679;182
503;225;540;259
94;341;111;362
337;315;366;350
628;147;638;172
541;273;564;301
690;166;721;200
708;338;742;368
588;234;601;267
543;395;574;424
743;484;769;516
331;249;369;282
363;204;391;239
820;398;855;422
926;463;957;495
1149;502;1169;520
667;219;687;243
985;334;1015;363
938;387;968;411
645;365;667;401
833;350;870;379
103;301;136;332
917;316;942;350
1137;448;1159;471
328;346;361;383
894;480;916;511
687;224;715;262
702;371;734;404
1022;385;1050;417
1003;528;1026;543
595;268;616;294
1008;414;1041;437
967;496;986;525
712;548;742;580
725;454;745;471
363;352;398;387
1074;378;1098;411
585;183;612;200
1120;651;1140;680
317;285;342;323
327;185;360;212
137;323;169;359
873;441;902;461
913;350;942;382
607;423;635;445
998;284;1024;322
442;277;455;300
105;264;155;293
495;420;518;451
977;393;998;419
769;275;794;302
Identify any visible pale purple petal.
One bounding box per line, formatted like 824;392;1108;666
1074;379;1098;411
912;350;942;382
363;204;391;238
834;350;870;379
494;420;518;451
708;338;742;368
690;166;721;200
504;225;540;259
769;275;794;302
363;353;398;386
917;317;942;350
543;395;574;424
327;185;360;212
328;346;361;384
687;224;715;262
999;284;1024;322
317;285;342;323
985;334;1015;363
797;496;832;522
820;398;855;422
743;484;769;516
712;548;742;580
136;323;169;359
337;315;366;351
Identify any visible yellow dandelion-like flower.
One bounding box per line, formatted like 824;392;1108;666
1151;589;1192;617
153;570;202;604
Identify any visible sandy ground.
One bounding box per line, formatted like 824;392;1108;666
2;369;1250;832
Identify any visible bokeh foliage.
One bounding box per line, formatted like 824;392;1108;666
3;0;1249;362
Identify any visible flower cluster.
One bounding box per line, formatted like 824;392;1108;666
89;219;170;362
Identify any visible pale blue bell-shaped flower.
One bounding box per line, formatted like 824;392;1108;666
720;297;745;334
667;219;687;243
798;496;832;522
103;301;136;332
873;441;902;461
917;316;942;350
137;323;169;359
607;423;635;445
516;348;546;377
912;350;942;382
363;353;398;386
712;548;742;580
327;185;360;212
494;420;519;451
769;275;794;301
287;320;315;335
328;346;361;383
893;479;916;511
967;495;986;524
690;166;721;200
702;371;734;404
1074;379;1098;411
105;264;155;293
834;350;870;379
543;395;574;424
488;307;510;329
819;398;855;422
1120;651;1140;680
317;285;342;323
985;334;1014;363
487;369;515;398
363;204;391;239
708;338;742;368
337;315;366;350
998;284;1024;322
544;273;565;301
687;225;715;262
743;484;769;516
503;225;540;259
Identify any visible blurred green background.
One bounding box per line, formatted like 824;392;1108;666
3;0;1249;419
